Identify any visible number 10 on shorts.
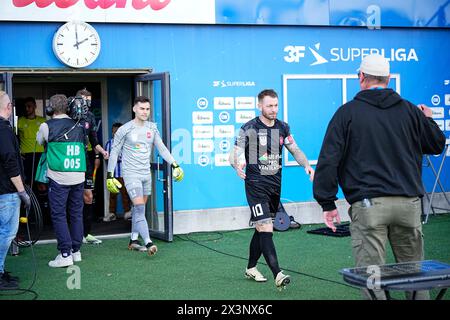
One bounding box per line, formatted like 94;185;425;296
252;204;264;217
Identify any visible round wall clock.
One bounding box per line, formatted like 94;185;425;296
53;21;101;68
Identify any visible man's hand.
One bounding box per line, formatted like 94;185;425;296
18;190;31;211
323;209;341;232
106;172;122;193
305;166;315;181
236;163;246;179
172;162;184;182
102;150;109;160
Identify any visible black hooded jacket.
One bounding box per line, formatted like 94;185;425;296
313;88;446;211
0;116;24;195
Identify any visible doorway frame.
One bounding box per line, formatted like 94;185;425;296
135;72;174;242
1;68;164;238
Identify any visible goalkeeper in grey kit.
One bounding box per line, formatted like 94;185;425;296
106;96;184;255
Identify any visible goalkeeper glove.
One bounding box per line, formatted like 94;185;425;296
106;172;122;193
171;162;184;182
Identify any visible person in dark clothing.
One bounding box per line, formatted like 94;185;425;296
313;54;446;300
0;91;30;289
76;89;109;245
230;89;314;289
37;94;86;268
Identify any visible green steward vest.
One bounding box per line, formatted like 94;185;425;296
46;141;86;172
46;117;86;172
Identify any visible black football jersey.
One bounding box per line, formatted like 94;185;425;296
235;117;293;185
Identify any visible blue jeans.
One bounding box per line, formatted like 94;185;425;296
0;193;20;274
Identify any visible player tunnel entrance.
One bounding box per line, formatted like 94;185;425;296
1;69;174;242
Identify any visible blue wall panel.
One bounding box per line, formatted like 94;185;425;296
1;22;449;211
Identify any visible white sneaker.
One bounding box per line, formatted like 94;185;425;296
124;211;132;220
103;213;117;222
48;254;73;268
275;271;291;289
72;251;82;262
245;267;267;282
84;234;102;244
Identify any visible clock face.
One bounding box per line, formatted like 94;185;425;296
53;21;101;68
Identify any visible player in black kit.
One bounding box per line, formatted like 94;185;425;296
230;89;314;289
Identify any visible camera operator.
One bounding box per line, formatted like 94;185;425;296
36;94;85;267
76;89;108;245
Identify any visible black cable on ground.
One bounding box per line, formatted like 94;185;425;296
176;232;224;243
1;144;40;298
175;231;359;290
0;206;39;300
19;147;44;246
15;184;43;247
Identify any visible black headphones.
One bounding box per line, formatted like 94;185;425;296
45;103;55;117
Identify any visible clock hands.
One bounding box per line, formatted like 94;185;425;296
74;24;90;48
74;24;80;50
73;37;89;48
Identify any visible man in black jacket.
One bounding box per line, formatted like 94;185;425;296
313;54;445;300
0;91;30;290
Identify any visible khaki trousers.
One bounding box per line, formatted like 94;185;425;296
349;196;429;300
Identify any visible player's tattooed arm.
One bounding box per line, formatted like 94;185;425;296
285;142;315;181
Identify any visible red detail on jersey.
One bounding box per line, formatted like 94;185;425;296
147;131;152;139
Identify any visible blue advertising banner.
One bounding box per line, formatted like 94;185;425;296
215;0;450;28
167;26;450;210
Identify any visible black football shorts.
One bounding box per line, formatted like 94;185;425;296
245;178;281;223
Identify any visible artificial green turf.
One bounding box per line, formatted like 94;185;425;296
2;214;449;300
